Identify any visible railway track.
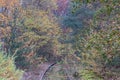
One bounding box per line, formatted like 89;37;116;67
21;62;56;80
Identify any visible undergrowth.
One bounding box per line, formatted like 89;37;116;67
0;51;23;80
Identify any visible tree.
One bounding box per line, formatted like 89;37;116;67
0;0;21;53
0;0;64;69
14;6;64;66
71;0;120;79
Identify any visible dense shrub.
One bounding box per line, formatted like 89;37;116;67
0;50;23;80
75;26;120;79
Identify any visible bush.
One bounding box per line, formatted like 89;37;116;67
80;69;102;80
75;26;120;79
0;51;23;80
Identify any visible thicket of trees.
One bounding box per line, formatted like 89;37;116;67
68;0;120;80
0;0;120;80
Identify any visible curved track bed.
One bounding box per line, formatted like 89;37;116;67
21;62;56;80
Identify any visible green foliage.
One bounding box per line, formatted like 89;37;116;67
0;0;119;79
19;8;62;54
13;7;64;67
71;0;119;16
80;69;103;80
24;0;57;11
71;0;120;79
75;25;120;79
1;0;62;68
21;9;60;48
0;50;23;80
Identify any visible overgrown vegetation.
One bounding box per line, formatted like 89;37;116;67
0;0;119;80
0;49;23;80
75;26;120;80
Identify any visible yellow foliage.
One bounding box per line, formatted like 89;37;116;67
19;9;61;49
0;51;23;80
